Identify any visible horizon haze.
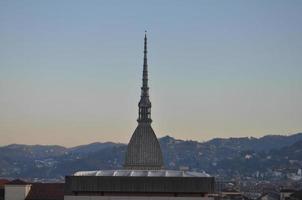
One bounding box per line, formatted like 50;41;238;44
1;132;302;148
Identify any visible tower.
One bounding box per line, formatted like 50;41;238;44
124;32;164;170
67;33;215;198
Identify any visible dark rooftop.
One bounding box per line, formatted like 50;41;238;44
25;183;64;200
280;189;297;193
0;179;9;187
291;190;302;199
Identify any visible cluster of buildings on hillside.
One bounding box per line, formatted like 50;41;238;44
241;168;302;182
217;179;302;200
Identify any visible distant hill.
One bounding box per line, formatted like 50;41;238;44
68;142;123;156
207;133;302;152
0;132;301;181
0;144;67;158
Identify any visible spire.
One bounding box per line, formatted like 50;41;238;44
143;31;148;88
137;32;152;124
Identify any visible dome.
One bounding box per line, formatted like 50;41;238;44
124;123;164;170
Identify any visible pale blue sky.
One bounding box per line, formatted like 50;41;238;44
0;0;302;146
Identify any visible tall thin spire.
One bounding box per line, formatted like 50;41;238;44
137;31;152;124
143;31;148;88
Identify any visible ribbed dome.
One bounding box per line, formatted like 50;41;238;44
124;123;164;170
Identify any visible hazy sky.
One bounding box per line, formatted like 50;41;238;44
0;1;302;147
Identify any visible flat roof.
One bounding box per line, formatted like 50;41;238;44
74;169;210;177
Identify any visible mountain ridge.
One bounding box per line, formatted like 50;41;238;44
2;132;301;149
0;132;301;181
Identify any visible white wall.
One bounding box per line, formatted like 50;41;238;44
65;195;214;200
5;185;31;200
